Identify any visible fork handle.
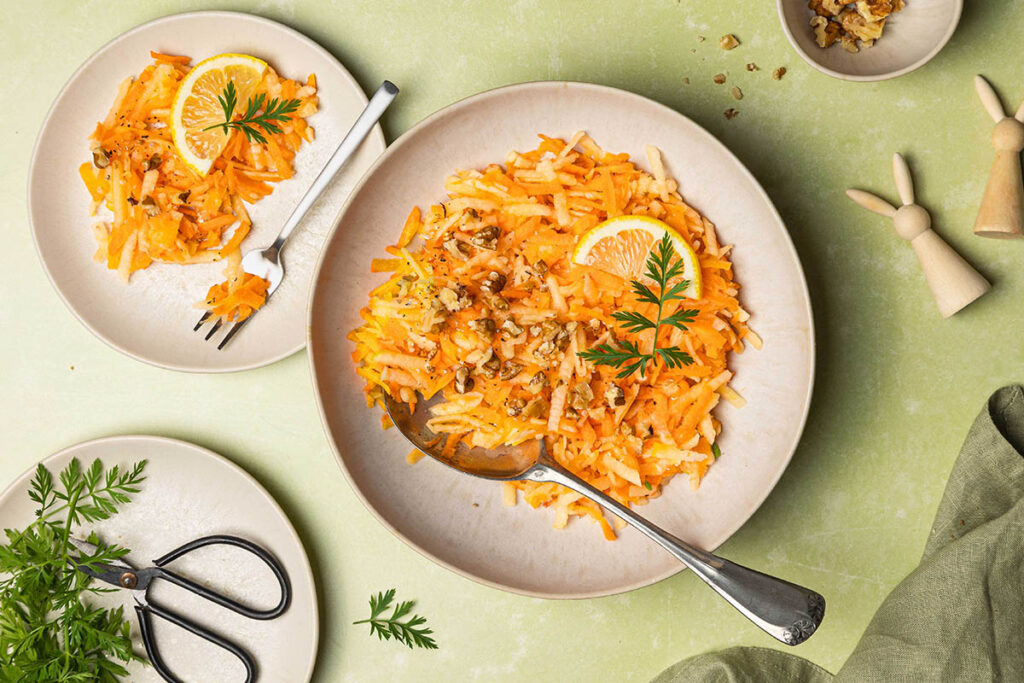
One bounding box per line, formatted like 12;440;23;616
527;461;825;645
272;81;399;251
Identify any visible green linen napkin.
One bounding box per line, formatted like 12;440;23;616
654;385;1024;683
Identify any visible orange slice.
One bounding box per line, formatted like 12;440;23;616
170;53;267;176
572;215;702;298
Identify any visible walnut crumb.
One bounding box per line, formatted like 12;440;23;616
724;108;739;120
772;66;787;80
746;62;758;71
731;87;743;100
719;34;740;50
713;73;727;85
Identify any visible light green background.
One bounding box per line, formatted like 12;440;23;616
1;0;1019;680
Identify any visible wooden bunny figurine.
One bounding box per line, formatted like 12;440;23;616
973;75;1024;238
847;154;991;318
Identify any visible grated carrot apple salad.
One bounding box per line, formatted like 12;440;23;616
350;133;758;539
78;51;319;322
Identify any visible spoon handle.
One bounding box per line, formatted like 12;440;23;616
531;463;825;645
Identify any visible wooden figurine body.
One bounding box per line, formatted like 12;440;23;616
847;154;991;318
973;76;1024;238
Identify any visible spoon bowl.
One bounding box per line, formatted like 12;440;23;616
383;391;826;645
383;392;539;480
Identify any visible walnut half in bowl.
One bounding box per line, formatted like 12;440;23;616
776;0;961;81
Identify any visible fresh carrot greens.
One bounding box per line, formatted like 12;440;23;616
354;588;437;650
204;81;302;145
0;458;147;681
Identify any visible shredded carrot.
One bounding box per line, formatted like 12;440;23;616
350;133;754;538
80;53;319;322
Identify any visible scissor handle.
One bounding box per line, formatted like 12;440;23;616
152;534;292;620
135;601;255;683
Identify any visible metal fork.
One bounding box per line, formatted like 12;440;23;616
195;80;399;349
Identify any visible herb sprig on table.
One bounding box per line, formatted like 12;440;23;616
354;588;437;650
203;81;302;145
579;233;698;378
0;458;147;681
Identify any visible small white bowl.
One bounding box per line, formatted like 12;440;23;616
777;0;962;81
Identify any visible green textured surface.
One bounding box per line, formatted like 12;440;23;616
1;0;1019;680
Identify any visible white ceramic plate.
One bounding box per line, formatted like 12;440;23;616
0;435;318;681
27;11;385;372
309;82;815;598
777;0;962;82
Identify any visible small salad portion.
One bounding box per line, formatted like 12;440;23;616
79;51;319;323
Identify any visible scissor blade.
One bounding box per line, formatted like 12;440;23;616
68;537;137;588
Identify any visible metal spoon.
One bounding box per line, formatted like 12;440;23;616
384;391;825;645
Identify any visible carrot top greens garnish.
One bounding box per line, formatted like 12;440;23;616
354;588;438;650
203;81;302;145
0;458;148;679
578;233;698;379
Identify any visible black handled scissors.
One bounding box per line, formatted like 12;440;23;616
70;535;291;683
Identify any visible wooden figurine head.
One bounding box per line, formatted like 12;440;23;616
847;154;991;318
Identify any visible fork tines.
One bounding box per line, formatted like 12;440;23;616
193;312;252;350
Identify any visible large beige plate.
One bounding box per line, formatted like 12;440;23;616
27;11;385;372
309;82;815;598
0;435;318;680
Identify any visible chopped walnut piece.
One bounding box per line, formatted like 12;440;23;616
809;0;846;16
713;73;727;85
772;67;787;81
443;237;472;260
438;285;472;313
470;224;499;251
605;384;626;410
731;87;743;100
506;397;525;417
856;0;903;21
479;355;500;379
724;108;740;120
719;34;739;50
746;62;758;71
810;16;841;49
454;366;474;394
569;383;594;411
479;271;506;294
468;317;496;341
500;318;524;341
840;7;885;43
840;32;860;53
499;361;523;381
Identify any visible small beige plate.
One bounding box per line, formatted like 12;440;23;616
27;11;385;372
0;435;318;681
309;82;815;598
777;0;962;82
